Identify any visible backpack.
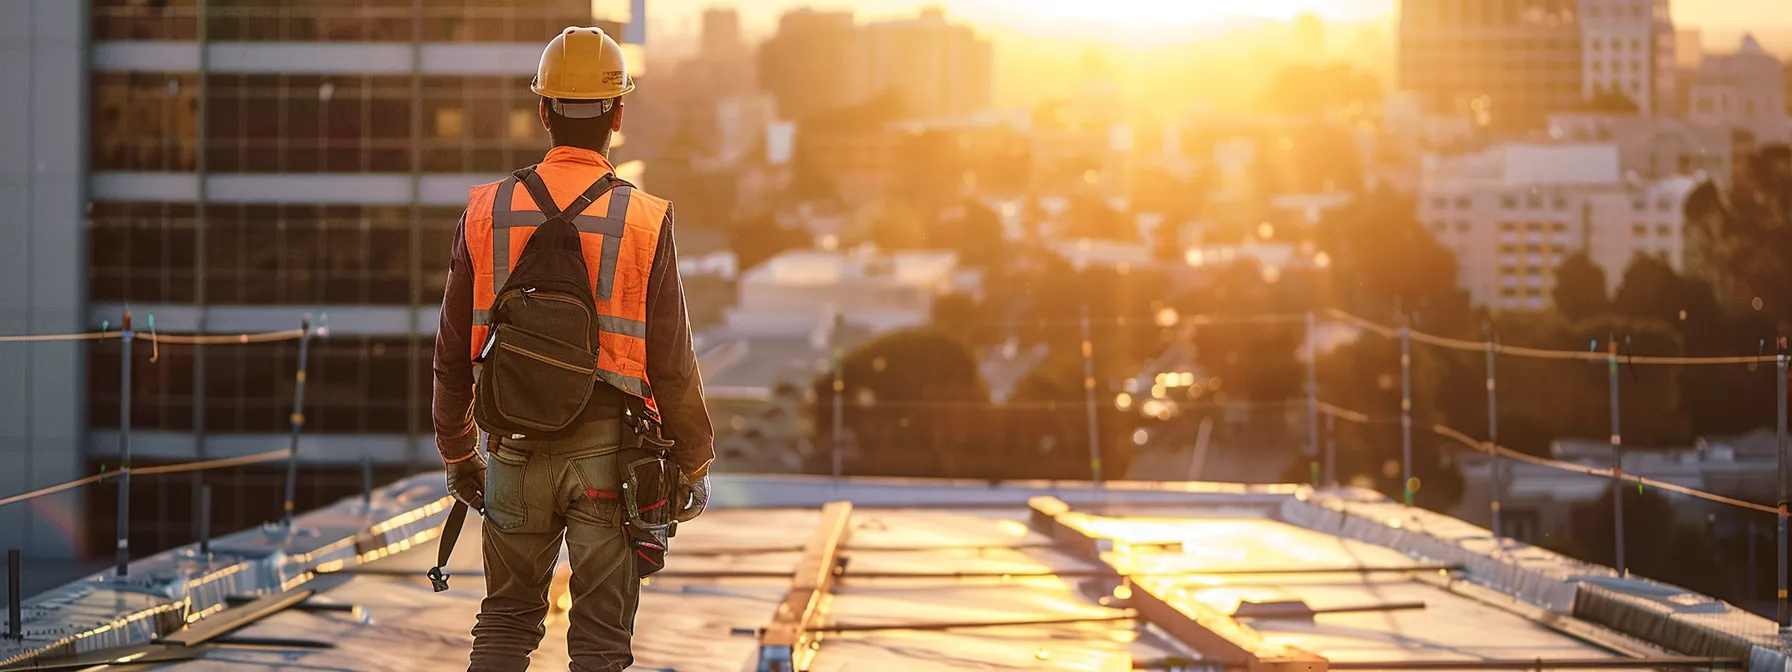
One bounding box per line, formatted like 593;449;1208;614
473;166;624;441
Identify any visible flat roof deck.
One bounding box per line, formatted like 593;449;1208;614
136;504;1634;672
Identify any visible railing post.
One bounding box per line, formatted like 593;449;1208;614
830;346;843;480
1399;321;1413;507
198;484;212;557
1487;330;1502;546
1323;412;1337;487
1305;311;1320;480
282;315;313;529
1775;345;1787;636
7;548;20;640
1609;339;1625;576
1080;304;1102;483
116;311;134;578
362;455;374;512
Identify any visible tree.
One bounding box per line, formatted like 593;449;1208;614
1687;144;1792;323
1611;253;1690;324
725;213;812;273
1485;313;1690;453
930;200;1005;268
1063;194;1134;241
1585;88;1641;114
867;201;929;250
1322;188;1470;327
1251;125;1366;195
1605;254;1780;437
1553;252;1610;321
892;131;966;217
1173;261;1306;402
810;329;993;479
1003;349;1140;482
931;292;1000;350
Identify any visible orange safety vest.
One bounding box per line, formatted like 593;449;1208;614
463;148;668;414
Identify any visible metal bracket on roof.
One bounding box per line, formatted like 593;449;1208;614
756;501;852;672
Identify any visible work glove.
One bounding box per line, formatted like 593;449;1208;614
444;451;487;512
675;472;710;523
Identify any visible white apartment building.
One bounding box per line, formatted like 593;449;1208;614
1689;35;1790;141
1420;144;1693;312
724;247;978;338
1547;112;1733;187
1578;0;1675;115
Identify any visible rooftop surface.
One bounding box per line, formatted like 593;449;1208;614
2;475;1782;672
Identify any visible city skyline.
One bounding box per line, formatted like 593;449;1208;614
638;0;1792;46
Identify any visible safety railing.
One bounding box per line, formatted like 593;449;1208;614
0;311;329;581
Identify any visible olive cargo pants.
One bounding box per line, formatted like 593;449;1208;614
471;419;639;672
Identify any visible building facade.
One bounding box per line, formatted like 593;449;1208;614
759;7;994;124
1547;112;1733;187
1688;35;1790;141
1398;0;1674;127
1576;0;1675;114
757;9;860;123
859;8;994;120
1420;143;1693;311
1399;0;1586;128
1;0;635;563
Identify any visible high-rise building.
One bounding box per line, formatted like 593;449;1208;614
701;7;743;63
760;7;994;123
1419;143;1695;312
1577;0;1675;114
1;0;631;565
1400;0;1586;128
757;9;861;122
1292;12;1327;62
1398;0;1675;127
859;8;994;120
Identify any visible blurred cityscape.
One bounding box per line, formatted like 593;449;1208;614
1;0;1791;614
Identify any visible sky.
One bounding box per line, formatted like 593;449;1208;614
632;0;1791;39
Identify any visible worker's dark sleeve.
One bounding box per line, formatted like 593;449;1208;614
646;205;716;479
432;211;479;463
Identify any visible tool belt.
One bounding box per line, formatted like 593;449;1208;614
429;402;676;591
618;402;679;577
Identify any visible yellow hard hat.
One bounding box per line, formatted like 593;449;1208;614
532;26;634;118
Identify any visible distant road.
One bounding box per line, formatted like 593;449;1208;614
1125;414;1302;483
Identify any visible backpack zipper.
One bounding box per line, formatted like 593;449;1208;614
498;342;597;375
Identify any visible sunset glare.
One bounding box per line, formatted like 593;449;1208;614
962;0;1384;29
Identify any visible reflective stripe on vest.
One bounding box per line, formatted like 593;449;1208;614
464;161;667;413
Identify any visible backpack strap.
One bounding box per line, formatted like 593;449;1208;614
491;166;637;300
513;166;631;230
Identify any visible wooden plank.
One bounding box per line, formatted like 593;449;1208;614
1026;497;1328;672
756;501;852;672
154;574;351;648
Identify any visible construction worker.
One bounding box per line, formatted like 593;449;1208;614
432;26;715;672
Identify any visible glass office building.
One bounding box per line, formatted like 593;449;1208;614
0;0;634;563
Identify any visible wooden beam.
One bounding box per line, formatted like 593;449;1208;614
1026;497;1328;672
154;573;351;648
757;501;853;672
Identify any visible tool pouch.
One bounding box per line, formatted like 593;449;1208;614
617;427;679;577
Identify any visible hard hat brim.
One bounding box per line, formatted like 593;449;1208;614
530;79;635;104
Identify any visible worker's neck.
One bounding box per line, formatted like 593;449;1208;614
552;141;610;156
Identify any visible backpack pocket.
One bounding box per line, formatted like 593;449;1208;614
480;325;598;433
